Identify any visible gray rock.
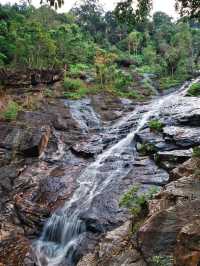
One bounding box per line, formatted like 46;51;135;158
163;126;200;148
156;149;193;170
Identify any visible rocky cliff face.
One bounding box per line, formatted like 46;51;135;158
0;72;199;266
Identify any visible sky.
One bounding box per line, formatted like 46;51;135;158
0;0;179;19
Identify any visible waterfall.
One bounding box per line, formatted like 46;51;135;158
33;78;199;266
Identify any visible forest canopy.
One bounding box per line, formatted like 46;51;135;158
0;0;200;93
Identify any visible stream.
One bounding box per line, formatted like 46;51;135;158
33;78;199;266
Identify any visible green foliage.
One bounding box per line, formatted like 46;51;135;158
187;82;200;96
138;143;156;155
63;77;100;99
44;88;54;97
143;45;157;66
119;185;158;216
118;90;144;100
2;101;21;121
159;77;183;90
69;63;90;76
148;119;164;132
0;3;200;96
137;65;155;75
63;87;90;100
192;146;200;158
63;77;84;91
114;0;152;29
151;255;173;266
94;48;118;88
114;69;132;91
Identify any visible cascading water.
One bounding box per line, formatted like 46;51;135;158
34;78;199;266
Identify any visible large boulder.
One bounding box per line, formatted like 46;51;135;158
0;122;51;157
174;219;200;266
77;221;146;266
156;149;193;171
19;125;51;157
138;200;200;260
127;155;169;186
159;96;200;126
135;128;176;152
137;157;200;262
171;158;200;180
163;126;200;148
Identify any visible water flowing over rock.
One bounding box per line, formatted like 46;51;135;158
33;80;200;265
1;76;200;266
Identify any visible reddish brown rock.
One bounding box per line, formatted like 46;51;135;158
0;234;31;266
171;158;200;180
174;219;200;266
138;200;200;260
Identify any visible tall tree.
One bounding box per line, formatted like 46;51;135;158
71;0;106;43
114;0;200;26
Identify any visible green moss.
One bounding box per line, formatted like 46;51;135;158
187;82;200;96
2;101;21;121
192;146;200;158
148;119;164;132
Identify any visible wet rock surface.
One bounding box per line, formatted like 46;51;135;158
137;158;200;264
0;74;200;266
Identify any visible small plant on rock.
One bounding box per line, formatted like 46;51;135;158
151;255;173;266
119;185;158;216
2;101;21;121
148;119;164;132
138;142;156;155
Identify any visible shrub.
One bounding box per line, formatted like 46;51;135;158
69;63;90;77
192;146;200;158
63;78;85;91
63;87;90;100
148;119;164;132
159;77;182;90
119;185;158;216
187;82;200;96
2;101;21;121
114;70;132;91
138;143;156;155
136;65;155;75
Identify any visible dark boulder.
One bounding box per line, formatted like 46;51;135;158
0;122;51;157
